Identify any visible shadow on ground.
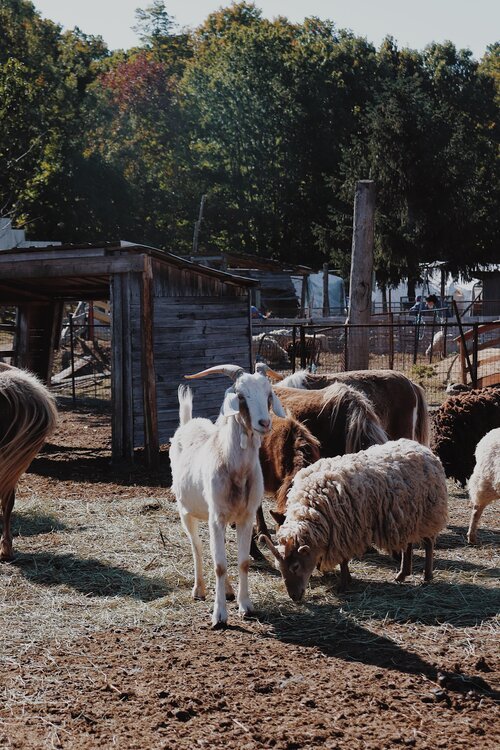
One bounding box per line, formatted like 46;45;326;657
4;550;171;601
262;603;499;698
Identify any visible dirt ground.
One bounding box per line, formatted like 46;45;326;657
0;404;499;750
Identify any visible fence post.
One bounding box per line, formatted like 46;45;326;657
322;263;330;317
291;325;297;373
343;323;348;370
428;311;437;363
69;313;76;406
300;326;306;370
389;313;394;370
346;180;375;370
472;323;479;388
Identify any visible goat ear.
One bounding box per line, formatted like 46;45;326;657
221;391;239;416
270;510;286;527
298;545;311;556
271;392;286;418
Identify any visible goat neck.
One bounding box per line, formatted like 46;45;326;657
217;409;261;461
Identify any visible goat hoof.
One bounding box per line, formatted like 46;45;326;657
238;600;255;618
394;572;407;583
192;586;206;601
211;618;228;630
467;535;477;545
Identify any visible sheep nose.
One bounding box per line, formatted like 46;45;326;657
259;418;271;430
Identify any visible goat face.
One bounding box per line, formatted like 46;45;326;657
223;372;285;435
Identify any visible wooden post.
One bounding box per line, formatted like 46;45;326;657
141;257;159;468
111;274;124;460
346;180;375;370
300;275;307;318
322;263;330;317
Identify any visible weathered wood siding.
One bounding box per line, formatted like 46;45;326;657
131;261;252;447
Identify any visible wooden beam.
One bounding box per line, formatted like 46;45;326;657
0;255;145;280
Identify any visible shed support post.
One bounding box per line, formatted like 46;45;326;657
141;257;159;467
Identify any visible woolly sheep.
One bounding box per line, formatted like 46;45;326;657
432;386;500;486
261;439;448;601
0;364;57;560
467;427;500;544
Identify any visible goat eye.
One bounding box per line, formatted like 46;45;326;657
238;393;245;402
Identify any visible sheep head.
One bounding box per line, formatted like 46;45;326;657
260;534;318;602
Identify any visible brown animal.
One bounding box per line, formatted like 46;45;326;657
0;364;58;561
432;386;500;487
277;369;430;446
254;415;321;539
275;382;388;461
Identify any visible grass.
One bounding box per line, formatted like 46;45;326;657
1;477;498;663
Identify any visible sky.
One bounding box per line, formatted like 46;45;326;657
32;1;498;59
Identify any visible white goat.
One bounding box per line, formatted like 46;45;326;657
169;363;286;628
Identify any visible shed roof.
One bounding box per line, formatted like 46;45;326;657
0;241;257;304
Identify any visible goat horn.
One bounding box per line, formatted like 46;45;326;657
254;363;283;382
185;365;245;382
259;534;283;562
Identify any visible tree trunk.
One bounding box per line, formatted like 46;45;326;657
346;180;375;370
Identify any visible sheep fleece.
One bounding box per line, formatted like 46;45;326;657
279;439;448;570
468;427;500;508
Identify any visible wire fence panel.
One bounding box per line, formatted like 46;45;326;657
253;320;500;405
51;314;111;404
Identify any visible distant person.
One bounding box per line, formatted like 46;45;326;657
410;294;440;316
409;295;426;313
251;305;271;320
425;294;439;310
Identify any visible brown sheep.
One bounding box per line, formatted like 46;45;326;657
431;386;500;487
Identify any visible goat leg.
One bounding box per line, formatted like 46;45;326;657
209;516;229;628
236;518;255;618
255;505;270;536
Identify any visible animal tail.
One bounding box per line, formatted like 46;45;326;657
322;382;388;453
413;382;430;446
0;368;58;494
177;385;193;426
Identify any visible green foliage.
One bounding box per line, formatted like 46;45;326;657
0;1;497;276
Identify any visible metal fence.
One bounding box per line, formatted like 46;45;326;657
253;318;500;405
51;312;111;404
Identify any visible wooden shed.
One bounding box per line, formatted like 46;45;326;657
0;241;256;462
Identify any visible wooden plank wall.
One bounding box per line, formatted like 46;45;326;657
130;262;252;448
